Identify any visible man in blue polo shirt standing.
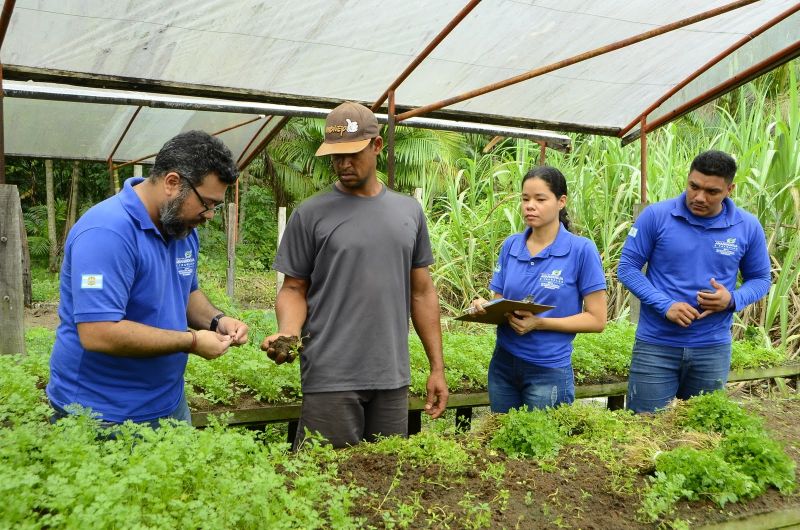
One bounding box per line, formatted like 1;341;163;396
47;131;249;427
618;150;771;413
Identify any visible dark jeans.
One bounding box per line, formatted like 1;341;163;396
626;339;732;413
294;386;409;449
488;345;575;413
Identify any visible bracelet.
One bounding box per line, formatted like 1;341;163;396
188;329;197;353
209;313;225;332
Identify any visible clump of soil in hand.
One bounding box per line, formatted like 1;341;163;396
272;335;303;363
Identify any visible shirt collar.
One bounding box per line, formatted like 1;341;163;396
119;177;161;237
671;191;740;228
509;223;572;260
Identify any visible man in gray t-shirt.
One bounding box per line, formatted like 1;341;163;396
261;102;449;448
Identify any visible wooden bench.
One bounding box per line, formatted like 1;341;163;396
191;363;800;442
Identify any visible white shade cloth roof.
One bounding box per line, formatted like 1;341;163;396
2;0;798;161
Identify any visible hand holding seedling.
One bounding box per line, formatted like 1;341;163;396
425;369;448;419
192;330;233;360
261;333;303;364
215;316;249;346
696;278;732;317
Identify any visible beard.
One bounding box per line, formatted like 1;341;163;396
159;190;192;239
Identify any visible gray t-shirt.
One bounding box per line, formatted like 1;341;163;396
272;184;434;393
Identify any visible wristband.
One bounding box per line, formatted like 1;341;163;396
188;329;197;353
209;313;225;332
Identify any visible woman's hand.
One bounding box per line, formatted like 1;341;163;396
506;310;542;335
469;297;489;314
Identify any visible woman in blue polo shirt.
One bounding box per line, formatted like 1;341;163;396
471;166;607;412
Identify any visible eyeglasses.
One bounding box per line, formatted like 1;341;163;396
178;175;224;215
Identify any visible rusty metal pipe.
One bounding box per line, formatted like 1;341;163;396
237;116;291;171
0;0;16;51
372;0;481;111
396;0;758;122
633;39;800;141
387;91;396;189
237;115;274;166
106;106;141;166
114;115;265;171
640;118;647;205
538;142;546;166
618;4;800;138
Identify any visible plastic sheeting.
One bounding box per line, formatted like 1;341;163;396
2;0;799;155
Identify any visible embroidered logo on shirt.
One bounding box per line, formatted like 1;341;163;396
81;274;103;289
539;269;564;290
176;250;196;277
494;262;502;273
628;227;638;238
713;237;738;256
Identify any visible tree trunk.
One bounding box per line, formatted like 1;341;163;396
0;185;27;354
238;169;249;245
45;159;58;272
63;160;80;243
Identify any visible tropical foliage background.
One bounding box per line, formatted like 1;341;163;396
8;61;799;356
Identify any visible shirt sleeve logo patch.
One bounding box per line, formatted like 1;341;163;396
493;262;502;273
81;274;103;289
628;227;638;238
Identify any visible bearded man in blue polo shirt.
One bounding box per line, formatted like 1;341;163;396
618;150;771;413
47;131;249;427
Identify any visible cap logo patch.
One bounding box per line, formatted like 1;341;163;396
326;119;359;137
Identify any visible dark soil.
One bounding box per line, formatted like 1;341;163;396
24;302;60;330
270;335;302;363
338;396;800;529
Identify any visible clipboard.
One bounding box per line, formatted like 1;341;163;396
455;298;555;325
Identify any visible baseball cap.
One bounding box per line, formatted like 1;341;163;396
315;101;380;156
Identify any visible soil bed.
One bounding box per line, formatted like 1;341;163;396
337;396;800;529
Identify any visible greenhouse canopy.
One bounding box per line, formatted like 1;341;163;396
1;0;799;163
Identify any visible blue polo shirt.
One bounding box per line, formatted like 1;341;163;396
47;177;199;422
618;193;771;347
490;225;607;367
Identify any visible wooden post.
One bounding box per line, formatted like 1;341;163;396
226;203;237;300
414;187;423;207
276;206;286;296
0;184;26;355
133;165;142;179
45;159;58;272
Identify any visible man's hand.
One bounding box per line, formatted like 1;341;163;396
260;332;296;365
216;316;249;345
424;369;449;419
665;302;701;327
193;330;233;360
506;310;542;335
697;278;733;318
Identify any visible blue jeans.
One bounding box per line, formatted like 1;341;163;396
626;339;732;413
488;345;575;413
50;392;192;429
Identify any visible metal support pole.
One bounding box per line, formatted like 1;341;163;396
538;142;547;166
387;90;396;190
640;117;647;205
395;0;757;122
373;0;481;111
618;2;800;138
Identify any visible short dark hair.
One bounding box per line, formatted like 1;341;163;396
150;130;238;185
689;150;736;183
522;165;571;232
